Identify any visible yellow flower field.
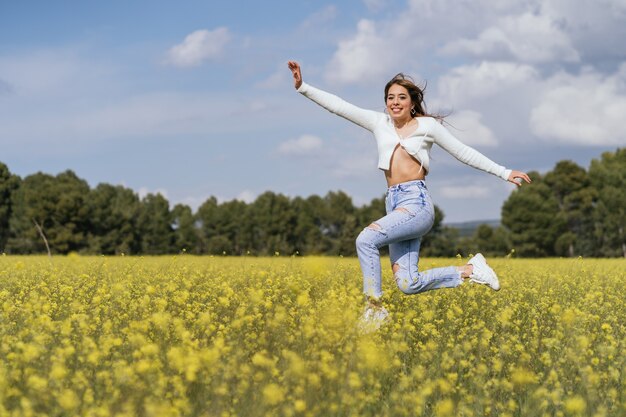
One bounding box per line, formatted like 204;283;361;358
0;255;624;417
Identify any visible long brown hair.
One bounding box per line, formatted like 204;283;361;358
384;73;443;121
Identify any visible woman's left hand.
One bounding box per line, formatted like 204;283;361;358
507;170;531;187
287;61;303;89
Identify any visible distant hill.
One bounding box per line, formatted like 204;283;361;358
444;219;500;238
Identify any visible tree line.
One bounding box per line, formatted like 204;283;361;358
0;148;623;257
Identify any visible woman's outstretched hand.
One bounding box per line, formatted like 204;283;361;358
287;61;303;90
507;170;532;187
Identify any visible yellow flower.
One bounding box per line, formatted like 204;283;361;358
348;372;362;389
262;383;284;406
58;389;80;411
434;399;455;417
251;351;276;368
511;367;538;387
294;399;306;412
1;255;624;416
564;396;586;415
49;363;68;380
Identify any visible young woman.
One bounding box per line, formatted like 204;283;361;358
287;61;531;327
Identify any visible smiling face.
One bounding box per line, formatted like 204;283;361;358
386;83;414;123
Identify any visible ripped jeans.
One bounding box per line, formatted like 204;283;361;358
356;180;463;299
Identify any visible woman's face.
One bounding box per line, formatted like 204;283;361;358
386;84;413;121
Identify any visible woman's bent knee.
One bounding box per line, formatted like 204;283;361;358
397;278;414;294
395;269;425;295
394;267;415;295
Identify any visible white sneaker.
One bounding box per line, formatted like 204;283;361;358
359;305;390;333
468;253;500;291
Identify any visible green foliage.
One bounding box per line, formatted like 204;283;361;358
197;196;255;255
499;149;625;257
88;184;142;255
291;196;326;254
544;161;596;257
248;191;298;256
588;148;626;257
0;148;623;257
0;162;21;252
421;226;461;257
137;193;174;255
502;172;565;256
7;170;91;254
171;203;200;254
456;225;511;258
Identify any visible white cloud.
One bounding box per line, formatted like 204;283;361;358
325;19;395;84
539;0;626;62
323;1;525;85
441;12;580;63
277;134;323;156
530;65;626;146
445;110;498;146
324;0;626;90
437;61;539;105
235;190;256;204
166;28;231;68
323;0;547;87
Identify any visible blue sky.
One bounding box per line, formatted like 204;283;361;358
1;0;625;222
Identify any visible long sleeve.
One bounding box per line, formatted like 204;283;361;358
429;120;511;181
297;82;382;132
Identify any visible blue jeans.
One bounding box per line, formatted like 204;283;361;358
356;180;462;299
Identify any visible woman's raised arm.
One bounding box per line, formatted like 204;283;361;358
286;60;381;131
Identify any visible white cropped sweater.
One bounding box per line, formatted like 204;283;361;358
298;82;511;181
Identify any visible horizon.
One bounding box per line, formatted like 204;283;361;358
0;145;614;223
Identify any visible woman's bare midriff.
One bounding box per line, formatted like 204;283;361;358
384;144;427;187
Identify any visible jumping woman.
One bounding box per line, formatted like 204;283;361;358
287;61;531;328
